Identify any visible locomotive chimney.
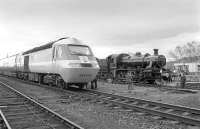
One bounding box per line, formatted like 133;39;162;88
153;49;158;56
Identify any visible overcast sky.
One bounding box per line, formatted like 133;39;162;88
0;0;200;60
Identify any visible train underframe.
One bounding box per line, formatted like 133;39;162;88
0;71;87;89
104;68;162;84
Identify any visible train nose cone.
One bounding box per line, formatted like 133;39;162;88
60;68;99;83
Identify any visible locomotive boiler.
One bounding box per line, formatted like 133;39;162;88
98;49;166;83
0;37;100;88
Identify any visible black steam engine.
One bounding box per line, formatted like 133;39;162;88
98;49;166;84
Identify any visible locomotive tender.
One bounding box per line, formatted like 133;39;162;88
98;49;166;83
0;37;100;88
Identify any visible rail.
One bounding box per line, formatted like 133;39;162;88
0;110;12;129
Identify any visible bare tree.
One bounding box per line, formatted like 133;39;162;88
168;41;200;62
168;50;178;60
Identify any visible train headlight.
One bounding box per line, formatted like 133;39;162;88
93;62;100;68
68;63;81;68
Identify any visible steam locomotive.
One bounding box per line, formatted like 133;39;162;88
98;49;166;84
0;37;100;88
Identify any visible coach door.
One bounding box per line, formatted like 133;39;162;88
52;46;57;73
52;46;63;73
24;56;30;72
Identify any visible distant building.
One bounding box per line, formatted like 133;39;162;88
168;56;200;75
174;63;200;73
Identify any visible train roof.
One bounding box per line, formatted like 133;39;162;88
53;37;85;46
22;37;86;55
22;37;68;55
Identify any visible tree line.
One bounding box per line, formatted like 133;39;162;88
168;41;200;62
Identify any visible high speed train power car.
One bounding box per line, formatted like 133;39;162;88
0;37;100;88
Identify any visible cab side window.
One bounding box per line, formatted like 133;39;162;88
53;46;67;60
56;46;61;59
52;47;56;60
59;47;63;58
56;46;67;60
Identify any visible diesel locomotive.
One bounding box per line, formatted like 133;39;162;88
0;37;100;88
98;49;166;84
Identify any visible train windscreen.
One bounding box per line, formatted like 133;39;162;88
68;45;92;56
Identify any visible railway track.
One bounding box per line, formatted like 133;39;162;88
0;81;84;129
1;76;200;127
81;89;200;126
0;109;11;129
109;80;200;91
127;82;199;93
185;83;200;90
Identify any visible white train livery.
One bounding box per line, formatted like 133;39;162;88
0;37;100;88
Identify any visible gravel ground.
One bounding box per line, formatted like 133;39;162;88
96;81;200;109
0;77;196;129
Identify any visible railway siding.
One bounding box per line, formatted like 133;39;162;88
0;76;189;129
0;81;84;129
2;76;200;127
80;89;200;126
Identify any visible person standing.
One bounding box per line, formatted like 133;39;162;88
127;72;133;90
91;77;97;89
180;73;186;88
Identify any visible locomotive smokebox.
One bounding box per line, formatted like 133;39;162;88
153;49;158;56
